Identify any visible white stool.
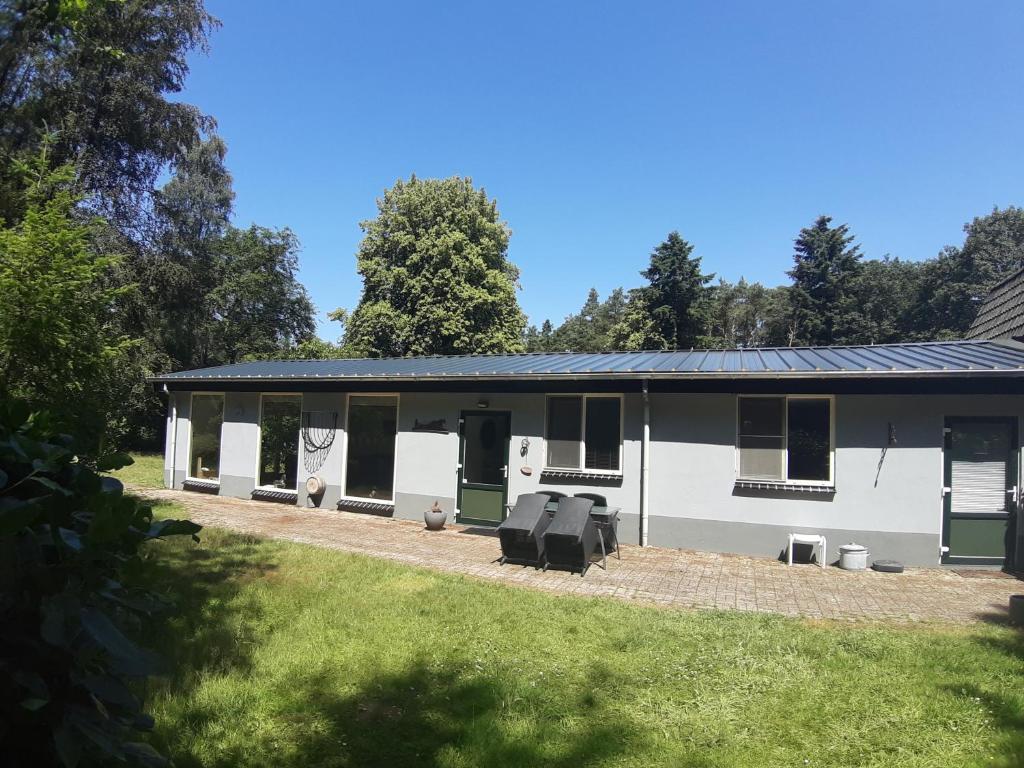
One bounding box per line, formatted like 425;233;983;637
788;533;827;568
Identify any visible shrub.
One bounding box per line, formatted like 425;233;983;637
0;402;201;767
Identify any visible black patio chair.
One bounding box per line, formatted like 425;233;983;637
542;496;598;576
496;494;552;567
574;492;618;558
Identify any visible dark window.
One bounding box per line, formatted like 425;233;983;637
585;397;621;471
787;399;831;482
345;396;398;500
737;396;832;483
738;397;784;480
259;395;301;489
189;394;223;480
546;397;582;468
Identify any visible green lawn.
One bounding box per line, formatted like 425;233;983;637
111;452;165;488
138;503;1024;768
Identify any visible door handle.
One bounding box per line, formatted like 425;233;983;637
1007;486;1019;503
502;465;508;479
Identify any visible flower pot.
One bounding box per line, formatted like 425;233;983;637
424;502;447;531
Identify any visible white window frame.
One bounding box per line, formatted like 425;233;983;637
254;393;303;493
543;393;625;475
735;394;835;486
185;392;225;483
340;392;401;503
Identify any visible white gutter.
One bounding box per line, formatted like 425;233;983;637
641;379;650;547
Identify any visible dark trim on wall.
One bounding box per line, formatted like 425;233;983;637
157;376;1024;396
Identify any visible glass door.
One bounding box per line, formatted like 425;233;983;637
458;411;511;525
943;417;1018;566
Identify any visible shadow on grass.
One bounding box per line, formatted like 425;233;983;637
138;521;278;682
137;518;633;768
952;629;1024;767
250;662;628;768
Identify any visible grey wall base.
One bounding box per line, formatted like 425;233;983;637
397;492;456;523
647;514;941;567
219;474;255;499
171;470;186;489
299;484;344;510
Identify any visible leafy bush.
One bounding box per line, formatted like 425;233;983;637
0;402;201;767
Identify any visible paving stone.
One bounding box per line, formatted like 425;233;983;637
138;487;1024;624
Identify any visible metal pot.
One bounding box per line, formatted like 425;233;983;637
839;543;869;571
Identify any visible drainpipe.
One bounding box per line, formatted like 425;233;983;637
165;385;177;489
641;379;650;547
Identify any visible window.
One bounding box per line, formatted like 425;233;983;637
737;396;833;484
189;394;223;481
345;395;398;500
545;395;622;472
258;395;301;490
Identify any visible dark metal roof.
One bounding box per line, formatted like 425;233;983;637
966;267;1024;342
150;340;1024;384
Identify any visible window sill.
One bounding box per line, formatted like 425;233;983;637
337;497;395;515
540;468;623;484
252;487;298;503
734;479;835;494
182;478;219;493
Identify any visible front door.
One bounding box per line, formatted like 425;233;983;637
943;418;1019;566
457;411;511;526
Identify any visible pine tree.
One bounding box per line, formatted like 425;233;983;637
788;216;866;346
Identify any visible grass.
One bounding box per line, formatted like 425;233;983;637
136;500;1024;768
111;452;165;488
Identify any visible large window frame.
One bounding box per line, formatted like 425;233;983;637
735;395;835;486
341;392;400;503
255;393;302;493
186;392;224;483
543;394;624;475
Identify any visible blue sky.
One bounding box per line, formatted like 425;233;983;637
181;1;1024;338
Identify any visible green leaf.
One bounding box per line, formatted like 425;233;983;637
81;674;140;711
96;452;133;472
0;496;44;534
30;475;73;496
21;697;50;711
58;527;84;551
146;519;202;540
80;608;162;675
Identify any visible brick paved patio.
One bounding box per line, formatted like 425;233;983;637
139;487;1023;624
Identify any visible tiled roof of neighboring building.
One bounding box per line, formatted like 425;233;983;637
150;340;1024;383
966;267;1024;341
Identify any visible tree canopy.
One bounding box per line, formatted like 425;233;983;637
344;176;526;357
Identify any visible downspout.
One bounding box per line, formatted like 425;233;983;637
165;385;177;489
641;379;650;547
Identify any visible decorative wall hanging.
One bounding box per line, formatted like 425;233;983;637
302;410;337;473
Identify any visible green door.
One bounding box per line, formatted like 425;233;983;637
943;418;1018;566
457;411;511;526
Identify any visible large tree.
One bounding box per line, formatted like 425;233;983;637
787;216;866;346
610;232;715;350
207;225;316;363
529;287;627;353
912;207;1024;339
0;0;217;228
344;176;526;357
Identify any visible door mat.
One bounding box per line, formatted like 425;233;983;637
951;569;1021;580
